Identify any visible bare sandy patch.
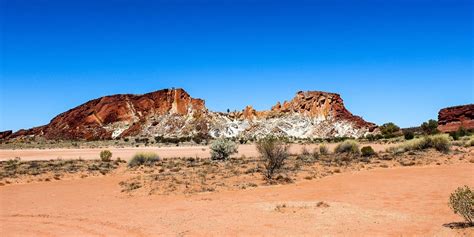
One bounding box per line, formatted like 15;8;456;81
0;163;473;236
0;143;395;161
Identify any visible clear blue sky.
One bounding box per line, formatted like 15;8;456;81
1;0;473;132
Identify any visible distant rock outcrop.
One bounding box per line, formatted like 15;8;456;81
7;89;207;140
5;88;377;141
0;130;12;140
438;104;474;133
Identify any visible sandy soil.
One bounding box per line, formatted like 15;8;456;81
1;163;473;236
0;143;395;161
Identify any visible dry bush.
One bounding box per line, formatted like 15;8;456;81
100;150;112;162
256;137;289;180
128;152;160;168
334;140;360;155
319;144;329;155
210;138;238;160
465;137;474;147
298;147;318;162
361;146;376;157
430;134;451;152
393;134;450;153
449;186;474;225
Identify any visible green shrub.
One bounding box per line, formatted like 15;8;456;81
334;140;360;155
450;131;460;141
421;119;439;135
430;134;451;152
467;138;474;147
365;134;375;141
449;186;474;225
403;131;415;140
209;138;238;160
319;144;329;155
128;152;160;168
450;127;469;141
380;122;400;138
393;134;450;153
256;137;289;180
100;150;112;162
361;146;376;157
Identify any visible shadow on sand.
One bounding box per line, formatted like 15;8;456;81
443;222;473;229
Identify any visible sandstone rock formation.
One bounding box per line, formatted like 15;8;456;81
7;89;207;140
208;91;376;138
438;104;474;133
5;88;377;141
0;130;12;140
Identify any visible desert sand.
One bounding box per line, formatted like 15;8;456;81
0;162;473;236
0;143;395;161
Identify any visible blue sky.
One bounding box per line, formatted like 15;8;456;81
0;0;473;132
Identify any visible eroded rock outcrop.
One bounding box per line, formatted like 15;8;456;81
0;130;12;140
438;104;474;132
209;91;376;138
7;88;377;140
271;91;376;130
9;89;207;140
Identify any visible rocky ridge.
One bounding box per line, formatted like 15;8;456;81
3;88;377;141
438;104;474;132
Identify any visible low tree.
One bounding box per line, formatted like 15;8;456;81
256;137;290;180
380;122;400;138
421;119;439;135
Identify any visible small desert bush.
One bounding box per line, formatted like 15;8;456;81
99;150;112;162
128;152;160;168
449;185;474;225
467;138;474;147
461;136;474;147
430;134;451;152
256;137;289;180
319;144;329;155
361;146;376;157
334;140;360;155
393;134;450;153
403;131;415;140
298;146;319;162
210;138;238;160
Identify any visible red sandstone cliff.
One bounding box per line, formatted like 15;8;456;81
238;91;376;131
4;89;377;140
8;89;206;140
438;104;474;133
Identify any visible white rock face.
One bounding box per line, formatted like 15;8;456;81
93;90;376;140
207;113;370;139
100;110;371;140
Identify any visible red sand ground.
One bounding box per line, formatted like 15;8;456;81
1;163;473;236
0;143;394;161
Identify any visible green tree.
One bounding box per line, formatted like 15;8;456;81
380;122;400;138
421;119;439;135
